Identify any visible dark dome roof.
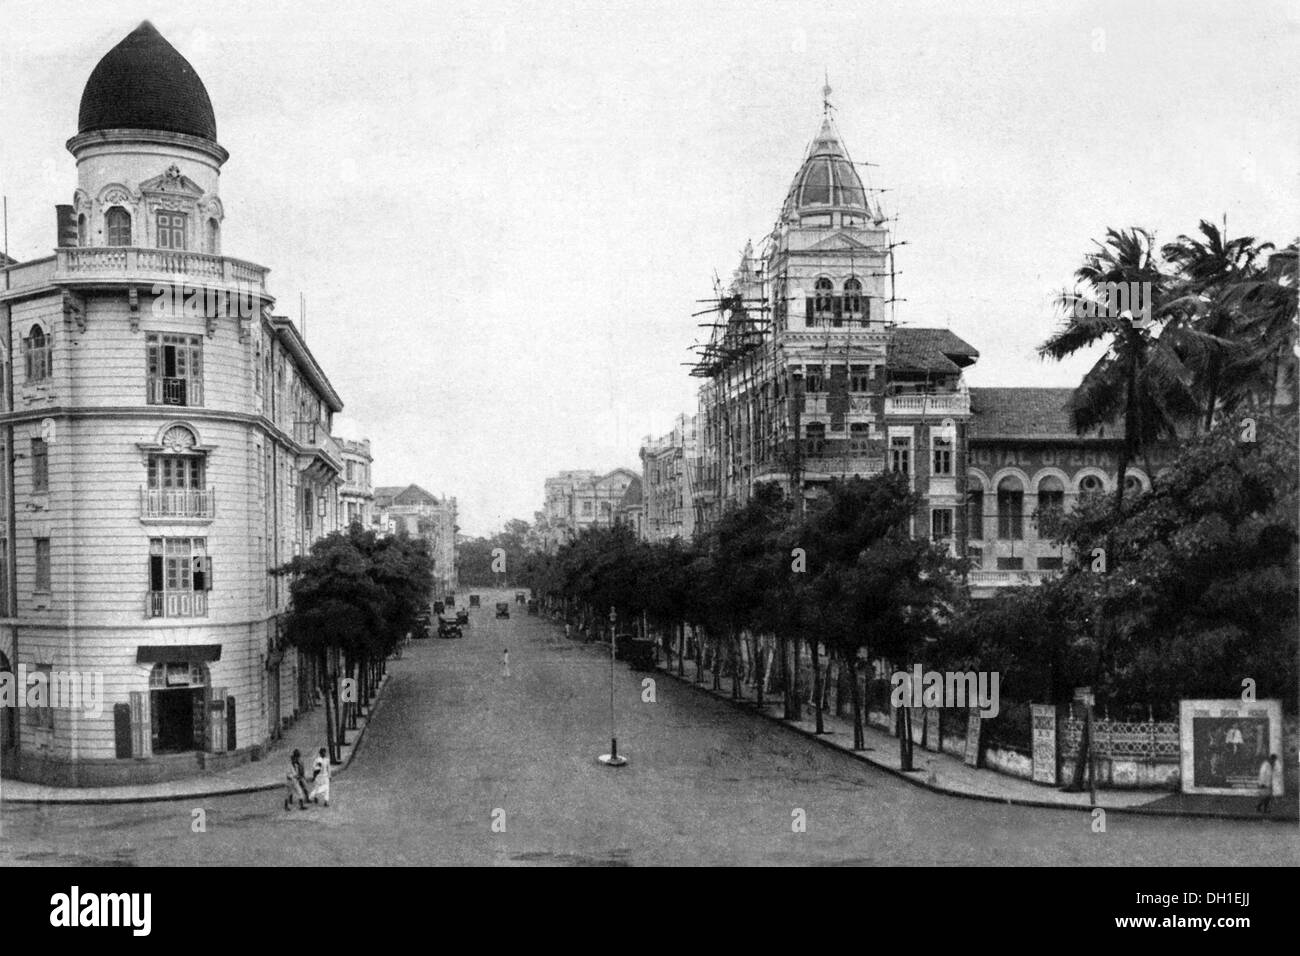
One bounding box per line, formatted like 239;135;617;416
78;22;217;142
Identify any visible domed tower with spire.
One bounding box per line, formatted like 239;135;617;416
694;85;976;533
68;21;227;253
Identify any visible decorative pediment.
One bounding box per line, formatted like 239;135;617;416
139;166;205;199
96;182;140;207
803;231;884;254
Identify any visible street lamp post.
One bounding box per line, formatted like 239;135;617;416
599;605;627;767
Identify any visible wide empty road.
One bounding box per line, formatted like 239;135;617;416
2;589;1296;866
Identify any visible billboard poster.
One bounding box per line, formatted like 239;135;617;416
1031;704;1057;785
1179;699;1283;796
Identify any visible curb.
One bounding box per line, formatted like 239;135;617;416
652;659;1291;824
0;670;394;806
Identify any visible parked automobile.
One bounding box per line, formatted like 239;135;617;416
526;599;538;616
456;608;469;626
495;602;510;619
414;608;433;638
469;594;480;608
437;616;462;639
445;594;455;607
625;638;657;670
433;600;444;616
515;591;526;605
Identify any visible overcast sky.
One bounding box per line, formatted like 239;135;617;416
2;0;1296;535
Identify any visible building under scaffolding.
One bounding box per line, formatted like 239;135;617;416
691;91;978;541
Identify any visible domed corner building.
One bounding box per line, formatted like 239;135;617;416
0;22;353;786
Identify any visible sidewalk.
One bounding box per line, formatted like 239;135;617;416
655;653;1296;823
0;670;392;805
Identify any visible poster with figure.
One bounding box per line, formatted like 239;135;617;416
1031;704;1057;784
1179;699;1283;796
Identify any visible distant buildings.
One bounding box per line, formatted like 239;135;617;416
639;413;699;543
338;438;374;529
373;484;457;596
540;468;641;548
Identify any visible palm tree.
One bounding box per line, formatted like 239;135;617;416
1162;219;1274;430
1039;227;1198;510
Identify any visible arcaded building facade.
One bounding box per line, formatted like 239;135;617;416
0;23;349;784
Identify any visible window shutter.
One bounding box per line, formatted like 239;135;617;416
129;690;152;758
114;702;133;758
205;556;213;591
805;298;813;327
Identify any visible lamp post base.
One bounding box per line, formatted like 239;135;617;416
598;737;627;767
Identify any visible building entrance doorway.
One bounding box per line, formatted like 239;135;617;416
149;662;208;754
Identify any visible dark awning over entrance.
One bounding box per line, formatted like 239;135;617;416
137;644;222;664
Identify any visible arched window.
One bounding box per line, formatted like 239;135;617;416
304;489;314;531
24;325;50;382
966;482;985;540
843;277;863;318
1037;475;1065;535
105;206;132;246
206;219;220;254
1124;473;1145;496
997;476;1024;540
1079;474;1105;502
814;277;833;316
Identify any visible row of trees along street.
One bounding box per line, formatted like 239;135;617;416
516;221;1298;768
277;525;435;762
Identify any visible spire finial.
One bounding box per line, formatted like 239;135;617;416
822;70;832;115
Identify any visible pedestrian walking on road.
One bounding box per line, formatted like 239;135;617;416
310;747;332;807
284;749;309;811
502;647;510;678
1256;754;1278;813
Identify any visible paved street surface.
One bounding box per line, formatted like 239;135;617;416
2;589;1296;866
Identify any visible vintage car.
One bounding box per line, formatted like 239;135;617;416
469;594;481;608
433;600;444;616
456;608;469;626
526;599;538;616
444;594;455;607
515;591;526;605
437;616;462;639
495;602;510;619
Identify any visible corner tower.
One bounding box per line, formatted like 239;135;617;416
67;22;227;253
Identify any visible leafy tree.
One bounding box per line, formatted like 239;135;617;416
1051;414;1298;709
279;525;433;760
805;475;964;759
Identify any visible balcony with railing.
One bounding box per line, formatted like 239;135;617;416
967;569;1051;590
294;420;344;478
146;590;209;618
53;247;269;293
147;374;203;407
141;488;215;520
884;389;971;416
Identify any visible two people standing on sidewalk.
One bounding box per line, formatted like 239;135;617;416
283;746;332;810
